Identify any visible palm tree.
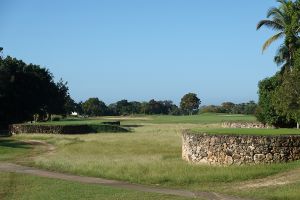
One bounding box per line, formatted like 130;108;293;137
257;0;300;70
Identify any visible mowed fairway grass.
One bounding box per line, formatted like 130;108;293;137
3;113;300;199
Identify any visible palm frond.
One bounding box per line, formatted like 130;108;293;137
262;32;284;52
277;0;289;7
267;7;284;19
257;20;284;31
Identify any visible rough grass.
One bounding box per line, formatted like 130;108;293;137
15;123;300;192
0;172;194;200
5;114;300;199
191;128;300;136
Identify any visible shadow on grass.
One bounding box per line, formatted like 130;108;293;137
122;125;144;128
0;130;10;137
0;139;32;149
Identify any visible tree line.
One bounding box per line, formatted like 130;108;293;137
256;0;300;128
199;101;257;115
0;51;201;128
67;93;201;116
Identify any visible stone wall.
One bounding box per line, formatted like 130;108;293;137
222;122;273;129
182;130;300;165
9;124;128;134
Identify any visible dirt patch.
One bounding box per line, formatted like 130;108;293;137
238;168;300;189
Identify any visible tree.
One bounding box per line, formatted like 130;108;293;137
220;102;235;113
0;53;70;127
82;98;108;116
64;96;77;115
244;101;258;115
180;93;201;115
255;73;294;127
273;62;300;128
115;99;132;115
257;0;300;70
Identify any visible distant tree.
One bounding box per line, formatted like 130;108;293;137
140;102;148;115
180;93;201;115
168;104;181;115
130;101;142;114
244;101;258;115
220;102;235;113
116;99;132;115
199;105;220;113
108;103;118;116
82;98;108;116
146;99;161;114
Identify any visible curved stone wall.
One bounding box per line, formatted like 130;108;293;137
182;130;300;165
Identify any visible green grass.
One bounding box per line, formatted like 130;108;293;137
14;123;300;192
191;128;300;136
35;118;106;125
32;113;257;126
0;172;194;200
146;113;257;124
5;114;300;199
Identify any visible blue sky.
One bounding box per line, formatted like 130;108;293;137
1;0;282;105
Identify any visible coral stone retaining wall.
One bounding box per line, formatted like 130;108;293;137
222;122;273;129
182;130;300;165
9;124;128;134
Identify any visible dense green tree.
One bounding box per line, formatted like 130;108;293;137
0;52;69;128
180;93;201;115
255;73;294;127
82;98;108;116
273;64;300;128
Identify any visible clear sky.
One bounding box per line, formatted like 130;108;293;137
0;0;282;105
